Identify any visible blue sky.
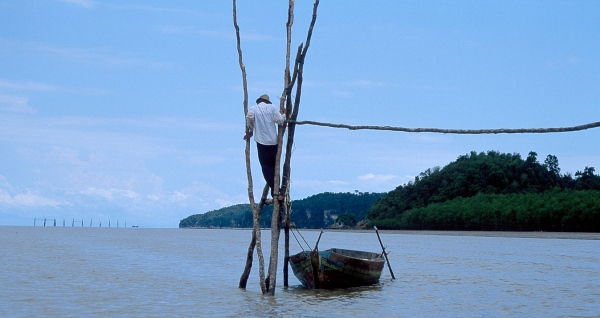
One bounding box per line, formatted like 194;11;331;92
1;0;599;227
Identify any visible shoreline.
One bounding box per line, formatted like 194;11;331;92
324;229;600;240
181;226;600;240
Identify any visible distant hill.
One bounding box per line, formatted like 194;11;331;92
180;151;600;232
179;192;385;229
368;151;600;232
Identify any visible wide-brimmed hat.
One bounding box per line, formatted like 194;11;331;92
256;94;271;104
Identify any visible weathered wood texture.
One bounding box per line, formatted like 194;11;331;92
289;248;385;289
266;0;320;296
281;0;294;290
238;185;269;289
233;0;266;294
233;0;320;295
291;120;600;134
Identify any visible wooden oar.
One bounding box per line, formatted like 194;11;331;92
374;226;395;279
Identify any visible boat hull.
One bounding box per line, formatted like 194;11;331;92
289;248;385;289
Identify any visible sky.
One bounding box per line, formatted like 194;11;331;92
1;0;599;228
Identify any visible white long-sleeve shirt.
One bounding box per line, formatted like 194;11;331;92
246;102;286;145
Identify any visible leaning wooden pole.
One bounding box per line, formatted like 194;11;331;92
265;0;295;295
280;0;320;208
238;184;269;288
266;0;320;296
290;120;600;134
282;0;295;288
374;226;395;279
233;0;266;294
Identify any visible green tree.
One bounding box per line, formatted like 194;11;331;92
544;154;561;176
368;150;600;232
336;212;356;227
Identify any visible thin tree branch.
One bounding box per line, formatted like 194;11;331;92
290;120;600;134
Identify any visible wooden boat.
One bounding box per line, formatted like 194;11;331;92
289;248;385;289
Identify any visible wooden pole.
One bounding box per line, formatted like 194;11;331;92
314;229;324;251
265;0;320;296
239;184;269;288
233;0;266;294
290;120;600;135
281;0;294;290
374;226;395;280
234;0;320;295
266;0;296;294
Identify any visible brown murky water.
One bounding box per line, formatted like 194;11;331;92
1;226;598;317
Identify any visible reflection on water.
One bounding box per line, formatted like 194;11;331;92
286;283;385;299
1;227;598;317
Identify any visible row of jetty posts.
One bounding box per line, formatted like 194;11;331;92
33;218;130;228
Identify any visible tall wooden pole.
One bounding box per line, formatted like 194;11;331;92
233;0;266;294
234;0;320;295
281;0;295;289
266;0;320;295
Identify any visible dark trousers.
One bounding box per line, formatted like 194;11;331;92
256;143;278;196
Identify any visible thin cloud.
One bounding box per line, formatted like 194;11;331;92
9;40;171;69
547;55;583;69
168;191;189;202
45;116;238;132
239;31;278;42
0;189;62;207
62;0;207;17
329;180;350;185
0;94;36;114
188;154;227;166
0;177;62;207
408;134;451;144
159;25;234;40
81;187;140;201
0;79;59;92
62;0;95;8
0;78;107;95
567;56;580;65
344;80;395;88
358;173;398;182
108;3;207;17
305;79;458;93
304;79;396;89
44;44;170;69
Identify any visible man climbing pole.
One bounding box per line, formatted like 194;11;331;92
243;94;286;205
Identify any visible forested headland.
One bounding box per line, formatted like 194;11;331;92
179;192;384;229
368;151;600;232
180;151;599;232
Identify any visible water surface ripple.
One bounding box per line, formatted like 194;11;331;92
1;227;598;317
